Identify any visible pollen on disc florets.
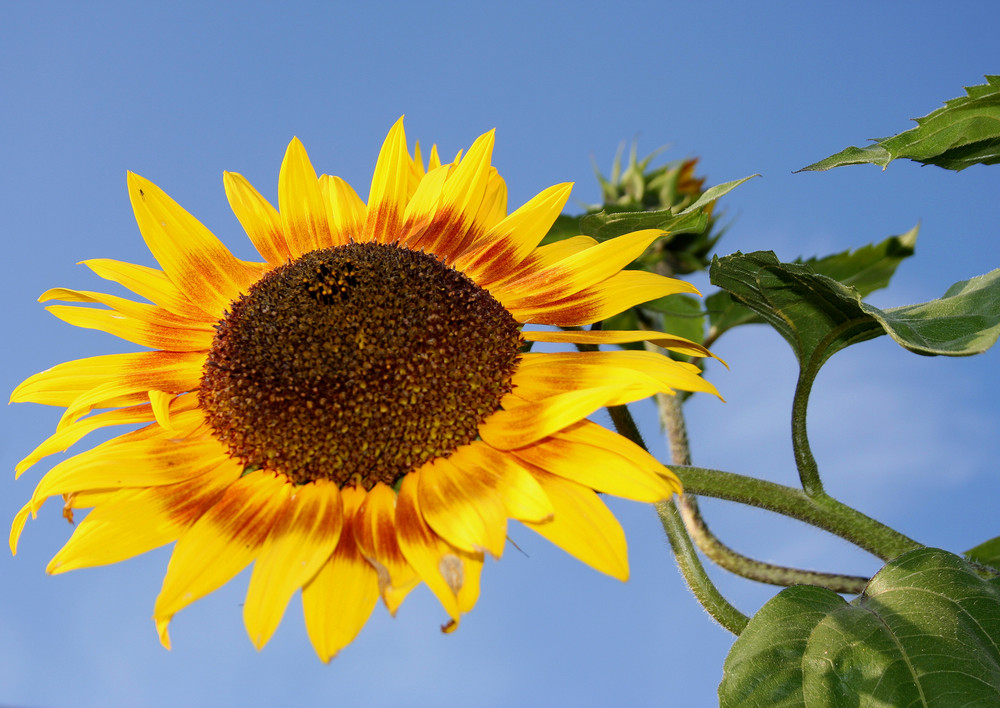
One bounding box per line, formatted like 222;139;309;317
199;242;523;488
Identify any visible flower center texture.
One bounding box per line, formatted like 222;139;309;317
200;243;523;487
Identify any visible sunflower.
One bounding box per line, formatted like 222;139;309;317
10;118;720;661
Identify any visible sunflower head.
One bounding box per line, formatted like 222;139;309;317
10;118;720;661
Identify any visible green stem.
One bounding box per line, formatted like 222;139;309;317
658;389;867;593
792;364;825;497
656;497;749;635
608;400;748;634
677;494;869;594
677;465;922;562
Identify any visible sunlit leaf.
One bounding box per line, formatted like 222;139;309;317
801;75;1000;171
720;548;1000;707
706;228;916;344
710;251;1000;369
967;536;1000;567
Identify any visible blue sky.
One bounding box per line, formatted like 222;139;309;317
2;2;998;706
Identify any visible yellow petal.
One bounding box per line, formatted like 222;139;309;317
417;455;507;558
224;171;292;265
362;117;410;244
11;351;204;410
407;130;496;260
512;420;678;502
46;458;241;574
127;172;263;318
319;175;366;246
448;442;553;523
395;472;484;625
356;482;420;615
508;269;699;326
500;229;663;307
487;235;597;291
15;401;165;477
452;182;572;286
301;485;379;662
153;470;293;632
520;468;629;581
44;304;213;352
522;328;721;363
478;383;658;451
278;138;332;256
517;350;721;400
244;479;344;650
23;421;226;520
82;258;212;322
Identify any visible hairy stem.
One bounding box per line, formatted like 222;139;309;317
677;465;922;562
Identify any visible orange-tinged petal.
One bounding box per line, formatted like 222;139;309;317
152;470;293;637
81;258;212;322
509;269;699;326
22;422;226;518
478;383;656;451
362;117;410;244
356;482;420;615
12;351;204;409
224;171;292;265
301;485;379;662
517;350;721;400
512;420;678;502
40;287;218;333
244;479;344;650
319;175;366;246
399;165;449;246
418;455;507;558
127;172;263;318
278;138;332;256
453;182;573;286
520;468;629;581
46;458;241;574
15;401;161;477
44;304;214;352
522;328;721;363
407;130;496;260
500;229;663;307
487;235;598;291
447;442;553;523
395;473;484;625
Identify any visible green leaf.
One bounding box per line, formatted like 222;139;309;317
719;585;846;707
578;175;757;242
706;229;917;342
804;224;918;297
967;536;1000;567
720;548;1000;707
801;75;1000;171
579;205;707;242
709;251;1000;369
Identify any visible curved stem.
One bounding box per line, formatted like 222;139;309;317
657;498;749;634
658;389;868;593
792;364;825;497
677;494;869;594
607;401;748;634
677;465;922;562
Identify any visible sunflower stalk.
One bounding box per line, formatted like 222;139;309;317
602;399;748;633
656;390;869;594
675;465;922;562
